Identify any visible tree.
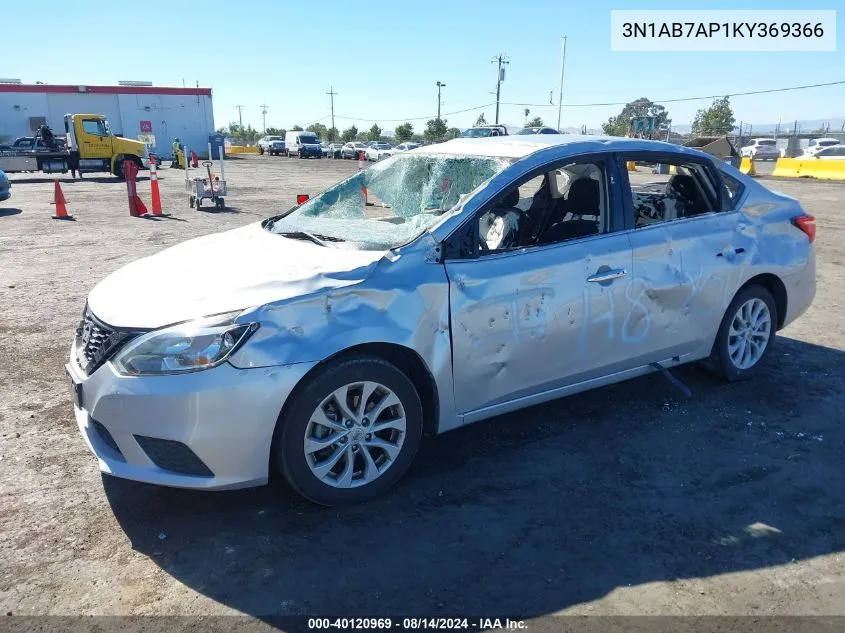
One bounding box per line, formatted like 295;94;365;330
526;116;545;127
475;113;487;127
265;127;286;137
424;118;448;142
367;124;382;141
394;122;414;142
326;127;339;142
691;97;736;136
306;123;328;139
292;124;304;131
601;98;671;137
341;125;358;142
447;127;461;139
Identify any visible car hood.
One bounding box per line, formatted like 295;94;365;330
87;222;385;329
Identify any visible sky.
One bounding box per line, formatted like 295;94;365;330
4;0;845;134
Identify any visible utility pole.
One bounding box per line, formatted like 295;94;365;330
260;104;268;133
326;87;337;137
557;36;567;130
491;54;509;124
436;81;446;121
235;105;244;130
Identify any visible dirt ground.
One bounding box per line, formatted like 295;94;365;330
0;154;843;623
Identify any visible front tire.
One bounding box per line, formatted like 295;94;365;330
274;356;423;506
709;285;777;381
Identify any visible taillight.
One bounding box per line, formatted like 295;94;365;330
792;214;816;243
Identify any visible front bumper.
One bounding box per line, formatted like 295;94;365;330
67;346;316;490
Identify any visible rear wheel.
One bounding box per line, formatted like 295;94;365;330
113;157;125;179
274;356;423;506
708;285;777;381
259;146;265;155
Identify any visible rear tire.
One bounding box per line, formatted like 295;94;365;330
259;147;265;155
708;285;778;382
274;356;423;506
113;158;124;179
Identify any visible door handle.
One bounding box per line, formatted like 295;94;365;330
587;268;627;283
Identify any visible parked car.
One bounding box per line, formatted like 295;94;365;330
66;134;816;506
807;144;845;160
460;125;508;138
340;141;367;159
11;136;67;151
365;142;393;161
518;126;561;135
740;138;780;161
285;131;322;158
802;137;841;158
321;143;329;157
257;136;286;156
326;143;344;158
392;142;421;153
0;169;10;202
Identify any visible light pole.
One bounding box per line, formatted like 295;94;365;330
436;81;446;120
492;54;509;124
260;104;268;134
557;36;567;130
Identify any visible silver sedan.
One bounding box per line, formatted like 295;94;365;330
67;135;816;505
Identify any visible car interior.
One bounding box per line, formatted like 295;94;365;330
479;162;605;251
628;164;716;227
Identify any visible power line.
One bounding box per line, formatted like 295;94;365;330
503;79;845;109
326;79;845;126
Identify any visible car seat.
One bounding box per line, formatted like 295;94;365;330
480;188;522;250
538;177;601;244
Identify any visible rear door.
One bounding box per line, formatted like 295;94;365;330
615;151;754;364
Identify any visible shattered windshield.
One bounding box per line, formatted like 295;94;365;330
265;154;511;250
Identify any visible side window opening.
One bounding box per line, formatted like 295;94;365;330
720;170;746;208
624;159;718;227
478;161;608;252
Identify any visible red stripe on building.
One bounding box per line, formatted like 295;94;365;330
0;84;212;96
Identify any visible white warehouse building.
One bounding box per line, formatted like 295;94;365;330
0;82;214;157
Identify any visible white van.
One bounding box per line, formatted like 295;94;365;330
285;131;323;159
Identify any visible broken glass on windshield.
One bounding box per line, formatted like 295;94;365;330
267;154;510;249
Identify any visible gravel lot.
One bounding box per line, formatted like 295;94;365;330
0;154;843;621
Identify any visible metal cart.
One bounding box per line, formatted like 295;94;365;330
185;151;228;209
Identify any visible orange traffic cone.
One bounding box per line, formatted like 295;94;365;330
51;179;73;220
149;158;163;215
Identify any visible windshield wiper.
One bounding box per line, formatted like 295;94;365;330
277;231;344;247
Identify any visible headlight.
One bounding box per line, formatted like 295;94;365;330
111;311;258;376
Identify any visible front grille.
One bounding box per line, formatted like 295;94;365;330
134;435;214;477
74;307;139;375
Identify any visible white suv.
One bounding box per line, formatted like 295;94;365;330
740;138;781;161
802;137;841;158
257;136;285;156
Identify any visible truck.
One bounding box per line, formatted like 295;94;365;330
0;114;149;178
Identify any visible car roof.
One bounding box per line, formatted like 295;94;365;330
411;134;706;160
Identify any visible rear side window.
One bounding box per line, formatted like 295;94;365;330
620;156;721;227
758;140;776;146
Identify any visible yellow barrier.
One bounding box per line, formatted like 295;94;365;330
801;158;845;180
772;157;804;178
668;165;677;175
626;161;636;172
226;145;259;155
739;156;756;176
